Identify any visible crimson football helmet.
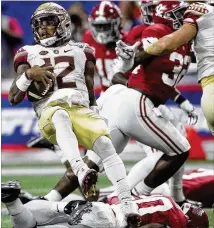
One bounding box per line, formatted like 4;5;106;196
31;2;72;46
89;1;122;44
138;0;158;25
153;1;188;30
182;203;209;228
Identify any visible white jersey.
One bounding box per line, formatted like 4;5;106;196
14;41;96;116
195;8;214;80
184;3;214;81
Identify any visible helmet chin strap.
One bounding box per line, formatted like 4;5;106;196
40;36;57;46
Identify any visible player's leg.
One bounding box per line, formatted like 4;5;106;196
72;106;139;221
118;89;190;194
201;78;214;136
38;105;98;200
1;181;37;228
45;156;100;202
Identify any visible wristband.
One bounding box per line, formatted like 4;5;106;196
179;100;194;113
16;72;32;92
174;94;186;105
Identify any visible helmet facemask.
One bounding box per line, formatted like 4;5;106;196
140;2;157;25
90;18;121;44
164;5;187;30
31;3;72;47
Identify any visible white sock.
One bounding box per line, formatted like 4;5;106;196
127;152;163;190
44;190;62;202
6;199;36;228
52;110;87;175
93;136;133;206
133;181;154;195
102;154;132;204
169;164;185;202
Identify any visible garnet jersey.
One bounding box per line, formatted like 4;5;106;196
108;194;187;228
83;30;119;91
183;168;214;208
128;24;191;104
184;3;214;81
14;41;95;116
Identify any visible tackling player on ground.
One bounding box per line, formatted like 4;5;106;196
1;181;209;228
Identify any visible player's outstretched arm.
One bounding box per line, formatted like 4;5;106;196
9;63;30;105
85;60;97;107
9;64;54;105
111;72;128;86
145;24;197;56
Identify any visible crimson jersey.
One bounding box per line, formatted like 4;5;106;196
128;24;191;104
83;30;119;91
183;169;214;208
122;24;148;45
108;194;187;228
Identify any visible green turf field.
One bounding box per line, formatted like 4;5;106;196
1;175;214;228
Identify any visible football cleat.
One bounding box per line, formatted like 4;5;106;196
1;181;21;203
177;198;203;208
26;135;55;151
78;168;98;201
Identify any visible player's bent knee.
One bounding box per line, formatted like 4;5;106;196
52;109;70;123
93;136;115;159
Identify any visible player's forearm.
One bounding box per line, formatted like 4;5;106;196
146;24;197;56
134;49;155;66
112;72;128;86
8;64;30;105
8;80;26;105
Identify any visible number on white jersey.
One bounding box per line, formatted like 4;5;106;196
41;56;75;89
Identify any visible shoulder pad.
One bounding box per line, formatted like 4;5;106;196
185;3;209;16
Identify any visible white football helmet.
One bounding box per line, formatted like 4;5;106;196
31;2;72;46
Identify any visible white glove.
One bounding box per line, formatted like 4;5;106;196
115;41;141;72
179;100;198;125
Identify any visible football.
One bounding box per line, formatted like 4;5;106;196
27;80;54;102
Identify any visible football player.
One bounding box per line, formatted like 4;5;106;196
9;2;140;223
31;1;198;207
110;0;196;204
135;1;214;136
2;181;209;228
23;0;157;204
